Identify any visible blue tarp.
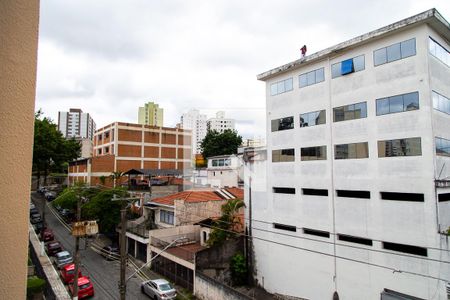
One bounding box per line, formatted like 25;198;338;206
341;59;354;75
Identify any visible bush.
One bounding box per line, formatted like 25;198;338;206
230;253;247;286
27;276;46;297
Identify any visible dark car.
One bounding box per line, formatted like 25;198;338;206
41;229;54;242
101;245;119;260
30;213;42;224
33;221;46;234
45;241;63;256
30;207;39;216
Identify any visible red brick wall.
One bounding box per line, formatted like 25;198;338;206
118;129;142;142
118;145;141;157
144;132;159;143
91;155;115;172
161;133;176;145
161;147;176;159
177;148;191;159
144;161;158;169
116;159;141;171
161;161;176;169
144;146;159;158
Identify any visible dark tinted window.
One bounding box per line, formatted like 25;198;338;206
271;116;294;132
272;149;295;162
273;187;296;194
378;137;421;157
338;234;373;246
376;92;419;115
383;241;427;257
335;142;368;159
303;228;330;238
301;146;327;161
380;192;424;202
302;189;328;196
336;190;370;199
333;102;367;122
273;223;296;232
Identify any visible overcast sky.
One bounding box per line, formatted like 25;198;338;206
35;0;450;139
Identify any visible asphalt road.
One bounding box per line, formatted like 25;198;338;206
31;192;150;300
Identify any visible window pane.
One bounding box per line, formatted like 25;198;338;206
403;92;419;111
272;149;295;162
306;71;315;86
354;102;367;118
386;43;401;62
406;138;421;156
347;143;357;159
331;63;342;78
316;68;325;83
285;78;293;91
374;48;387;66
341;59;354;75
401;38;416;58
300;114;308;127
277;81;285;94
432;92;439;110
378;141;387;157
353;55;365;72
344;104;355;121
271;84;277;96
356;142;369;158
333;107;344;122
335;144;347;159
436;137;443;154
377;98;389;116
389;95;404;113
317;146;327;160
429;38;436;56
299;74;307;88
317;110;326;125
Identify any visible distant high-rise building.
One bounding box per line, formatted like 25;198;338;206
181;109;207;155
58;108;96;140
138;101;164;126
207;111;235;133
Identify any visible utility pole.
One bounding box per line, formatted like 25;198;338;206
72;192;82;300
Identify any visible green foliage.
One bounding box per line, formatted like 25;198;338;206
230;253;247;286
200;129;242;159
33;110;81;183
27;276;46;297
207;198;245;247
53;187;77;211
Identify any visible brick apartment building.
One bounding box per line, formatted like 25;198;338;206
68;122;192;186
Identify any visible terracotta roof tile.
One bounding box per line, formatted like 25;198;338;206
225;188;244;199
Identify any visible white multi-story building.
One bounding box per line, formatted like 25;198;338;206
181;109;208;154
206;154;243;188
207;111;235;133
58;108;96;140
254;9;450;300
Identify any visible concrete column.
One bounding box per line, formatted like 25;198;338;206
0;1;40;299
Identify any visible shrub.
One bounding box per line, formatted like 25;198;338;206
27;276;45;297
230;253;247;286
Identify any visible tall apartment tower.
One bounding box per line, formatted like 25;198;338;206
58;108;96;140
181;109;208;154
138;101;164;126
207;111;235;133
254;9;450;300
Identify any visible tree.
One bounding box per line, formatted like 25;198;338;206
110;171;125;187
200;129;242;159
207;198;245;246
33;110;81;186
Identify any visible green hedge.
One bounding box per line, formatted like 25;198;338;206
27;276;45;296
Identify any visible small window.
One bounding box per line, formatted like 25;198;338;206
438;193;450;202
273;223;296;232
376;92;419;115
332;55;365;78
333;102;367;122
383;241;427;257
378;137;421;157
302;189;328;196
273;187;296;194
301;146;327;161
380;192;424;202
300;110;326;127
299;68;325;88
338;234;373;246
432;91;450;115
374;38;416;66
270;78;294;96
272;149;295;162
303;228;330;238
336;190;370;199
334;142;368;159
271;117;294;132
429;37;450;67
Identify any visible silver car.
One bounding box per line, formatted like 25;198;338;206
141;279;177;300
54;250;73;269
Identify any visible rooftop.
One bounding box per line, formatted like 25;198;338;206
148;188;244;206
257;8;450;81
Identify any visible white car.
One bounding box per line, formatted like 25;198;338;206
141;279;177;300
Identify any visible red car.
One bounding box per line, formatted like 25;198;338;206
60;263;82;284
41;229;54;242
69;276;94;299
45;241;63;256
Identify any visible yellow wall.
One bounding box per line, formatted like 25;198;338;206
0;1;39;298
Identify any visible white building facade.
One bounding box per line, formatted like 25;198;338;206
58;108;96;140
207;154;243;188
181;109;208;155
207;111;235;133
255;9;450;300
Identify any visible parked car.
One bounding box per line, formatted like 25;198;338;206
54;250;73;269
45;241;63;256
101;245;119;260
41;228;54;242
30;207;39;216
30;213;42;224
33;221;46;234
38;186;47;194
45;191;57;201
60;263;82;284
30;202;36;210
141;279;177;300
69;276;94;299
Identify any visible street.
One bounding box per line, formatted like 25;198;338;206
31;192;150;300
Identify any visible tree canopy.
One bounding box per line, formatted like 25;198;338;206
33;110;81;185
200;129;242;159
207;198;245;246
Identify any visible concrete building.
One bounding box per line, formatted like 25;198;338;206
206;154;243;188
207;111;235;133
0;1;39;298
58;108;96;140
255;9;450;300
68;122;192;186
138;101;164;126
181;109;208;155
